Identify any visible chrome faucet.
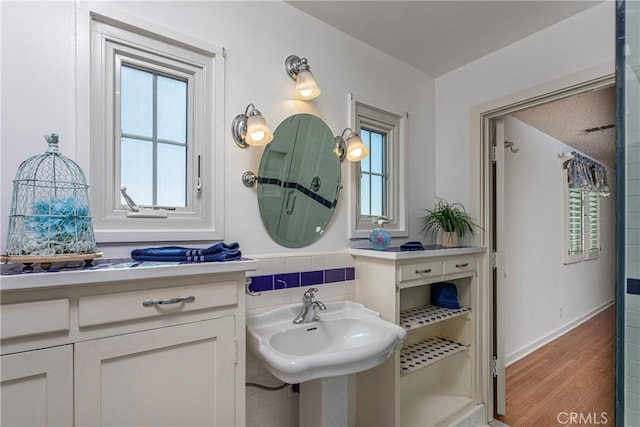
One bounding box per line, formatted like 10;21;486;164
292;288;326;324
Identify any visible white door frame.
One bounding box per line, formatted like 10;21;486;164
468;63;614;420
493;117;507;415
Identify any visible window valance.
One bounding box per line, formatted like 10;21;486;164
566;152;610;196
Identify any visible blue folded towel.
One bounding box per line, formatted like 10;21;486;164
430;282;460;309
131;243;241;263
400;241;425;251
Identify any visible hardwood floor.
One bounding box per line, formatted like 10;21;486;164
495;305;615;427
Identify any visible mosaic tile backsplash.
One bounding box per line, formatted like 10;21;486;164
248;267;355;293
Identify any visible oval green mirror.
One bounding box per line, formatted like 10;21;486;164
257;114;341;247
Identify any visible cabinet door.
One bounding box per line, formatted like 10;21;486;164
1;345;73;427
75;317;236;427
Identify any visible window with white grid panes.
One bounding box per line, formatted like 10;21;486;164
350;97;408;238
88;13;224;242
359;128;387;218
119;64;189;208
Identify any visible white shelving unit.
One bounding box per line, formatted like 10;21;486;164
349;246;485;427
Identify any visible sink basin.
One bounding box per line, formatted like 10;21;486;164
246;300;406;383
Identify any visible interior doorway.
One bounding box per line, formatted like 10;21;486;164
476;74;617;423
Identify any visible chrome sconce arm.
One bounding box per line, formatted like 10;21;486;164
334;128;369;162
231;103;273;148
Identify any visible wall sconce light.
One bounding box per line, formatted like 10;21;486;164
334;128;369;162
284;55;321;101
231;104;274;148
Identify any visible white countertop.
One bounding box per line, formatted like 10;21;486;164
0;258;260;292
348;246;486;260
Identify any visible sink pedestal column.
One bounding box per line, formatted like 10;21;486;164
299;375;352;427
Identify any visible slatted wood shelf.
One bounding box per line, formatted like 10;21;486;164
400;337;468;376
399;305;470;331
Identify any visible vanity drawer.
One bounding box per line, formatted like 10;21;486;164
1;299;70;339
78;281;237;327
399;261;443;282
443;258;476;275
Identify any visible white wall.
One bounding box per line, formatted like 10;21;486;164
502;116;615;364
435;1;615;208
0;0;436;259
0;4;434;425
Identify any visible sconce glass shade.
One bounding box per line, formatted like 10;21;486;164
231;104;273;148
335;129;369;162
245;113;274;146
293;70;321;101
345;133;369;162
285;55;321;101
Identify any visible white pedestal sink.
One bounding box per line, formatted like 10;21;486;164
246;300;406;426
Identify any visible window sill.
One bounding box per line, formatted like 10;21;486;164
95;229;223;244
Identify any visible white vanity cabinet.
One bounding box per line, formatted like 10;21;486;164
1;344;73;426
349;247;485;427
74;317;235;426
0;260;258;427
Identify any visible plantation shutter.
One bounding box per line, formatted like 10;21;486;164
563;154;603;264
568;189;584;257
587;191;600;257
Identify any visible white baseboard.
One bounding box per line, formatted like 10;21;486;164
449;404;487;427
506;300;614;367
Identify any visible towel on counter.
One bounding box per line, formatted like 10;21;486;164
131;242;241;263
430;282;460;309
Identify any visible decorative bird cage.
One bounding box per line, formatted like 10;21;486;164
2;134;101;270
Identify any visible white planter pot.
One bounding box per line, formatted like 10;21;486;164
440;232;459;247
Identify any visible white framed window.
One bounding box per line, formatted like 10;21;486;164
359;128;387;217
118;62;190;209
80;6;224;243
563;170;601;263
348;94;407;238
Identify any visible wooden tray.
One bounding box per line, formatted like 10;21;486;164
1;252;103;270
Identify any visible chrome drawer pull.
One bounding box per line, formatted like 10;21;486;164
455;263;469;268
415;269;432;274
142;295;195;307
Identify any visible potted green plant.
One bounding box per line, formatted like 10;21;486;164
420;199;478;247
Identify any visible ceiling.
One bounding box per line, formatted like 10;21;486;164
287;1;602;78
288;0;614;167
511;86;616;168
